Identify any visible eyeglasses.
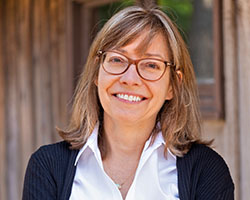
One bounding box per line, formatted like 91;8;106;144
98;50;174;81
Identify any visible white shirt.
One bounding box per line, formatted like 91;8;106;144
70;124;179;200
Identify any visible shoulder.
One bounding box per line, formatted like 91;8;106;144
181;143;225;164
189;143;231;173
32;141;72;158
178;143;232;177
23;141;79;199
29;141;78;171
34;140;73;156
177;143;234;199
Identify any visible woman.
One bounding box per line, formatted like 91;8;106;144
22;5;234;200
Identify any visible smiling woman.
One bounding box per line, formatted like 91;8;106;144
96;31;173;136
22;3;234;200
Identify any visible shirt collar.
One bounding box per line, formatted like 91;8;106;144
74;124;175;166
74;123;99;166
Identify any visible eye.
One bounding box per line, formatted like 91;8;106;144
145;62;160;70
108;56;124;63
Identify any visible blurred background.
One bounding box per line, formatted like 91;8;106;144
0;0;249;199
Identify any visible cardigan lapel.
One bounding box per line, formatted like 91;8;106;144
60;148;79;200
177;155;191;200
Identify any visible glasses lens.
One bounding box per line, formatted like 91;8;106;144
102;52;128;74
138;59;165;80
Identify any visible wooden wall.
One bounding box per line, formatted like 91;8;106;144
0;0;73;199
237;1;250;199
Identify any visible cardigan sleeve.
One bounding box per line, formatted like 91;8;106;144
177;143;235;200
22;147;57;200
192;144;235;200
196;146;234;200
215;186;235;200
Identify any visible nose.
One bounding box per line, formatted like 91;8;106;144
119;64;142;86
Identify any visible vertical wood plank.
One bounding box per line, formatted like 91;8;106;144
17;0;34;188
49;0;61;142
81;4;92;66
33;0;53;147
213;0;224;119
222;0;240;199
0;68;6;200
65;0;74;109
0;1;6;199
57;0;73;136
72;2;84;81
237;1;250;199
5;0;21;198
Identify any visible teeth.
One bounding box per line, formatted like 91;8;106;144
116;94;142;102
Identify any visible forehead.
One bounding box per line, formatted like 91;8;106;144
116;30;170;59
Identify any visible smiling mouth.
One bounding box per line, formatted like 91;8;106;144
114;93;146;102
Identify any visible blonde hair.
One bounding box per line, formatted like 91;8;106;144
58;5;207;157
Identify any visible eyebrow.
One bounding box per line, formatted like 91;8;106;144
115;48;127;54
144;53;165;60
115;48;166;60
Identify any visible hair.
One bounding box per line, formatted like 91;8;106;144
58;4;210;157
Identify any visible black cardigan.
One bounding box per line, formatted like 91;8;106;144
22;141;234;200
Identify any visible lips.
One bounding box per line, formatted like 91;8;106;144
114;93;146;102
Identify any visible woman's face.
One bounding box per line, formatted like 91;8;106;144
96;30;173;126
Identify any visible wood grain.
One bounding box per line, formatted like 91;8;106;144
5;0;21;198
17;0;34;186
0;1;6;197
237;1;250;199
0;0;71;198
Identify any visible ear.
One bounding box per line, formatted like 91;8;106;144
94;77;98;86
165;70;183;100
176;70;183;82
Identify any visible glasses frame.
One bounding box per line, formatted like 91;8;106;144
97;50;175;81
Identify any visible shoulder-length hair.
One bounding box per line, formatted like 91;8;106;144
58;5;207;157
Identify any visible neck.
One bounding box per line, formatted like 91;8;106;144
101;114;156;161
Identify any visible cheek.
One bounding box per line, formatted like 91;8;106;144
97;69;107;88
96;70;114;102
97;72;110;91
147;75;171;99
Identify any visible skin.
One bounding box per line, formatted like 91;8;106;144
96;30;173;199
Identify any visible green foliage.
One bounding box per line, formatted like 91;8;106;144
157;0;193;39
98;0;135;29
98;0;193;40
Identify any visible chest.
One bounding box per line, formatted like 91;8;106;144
69;146;179;200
